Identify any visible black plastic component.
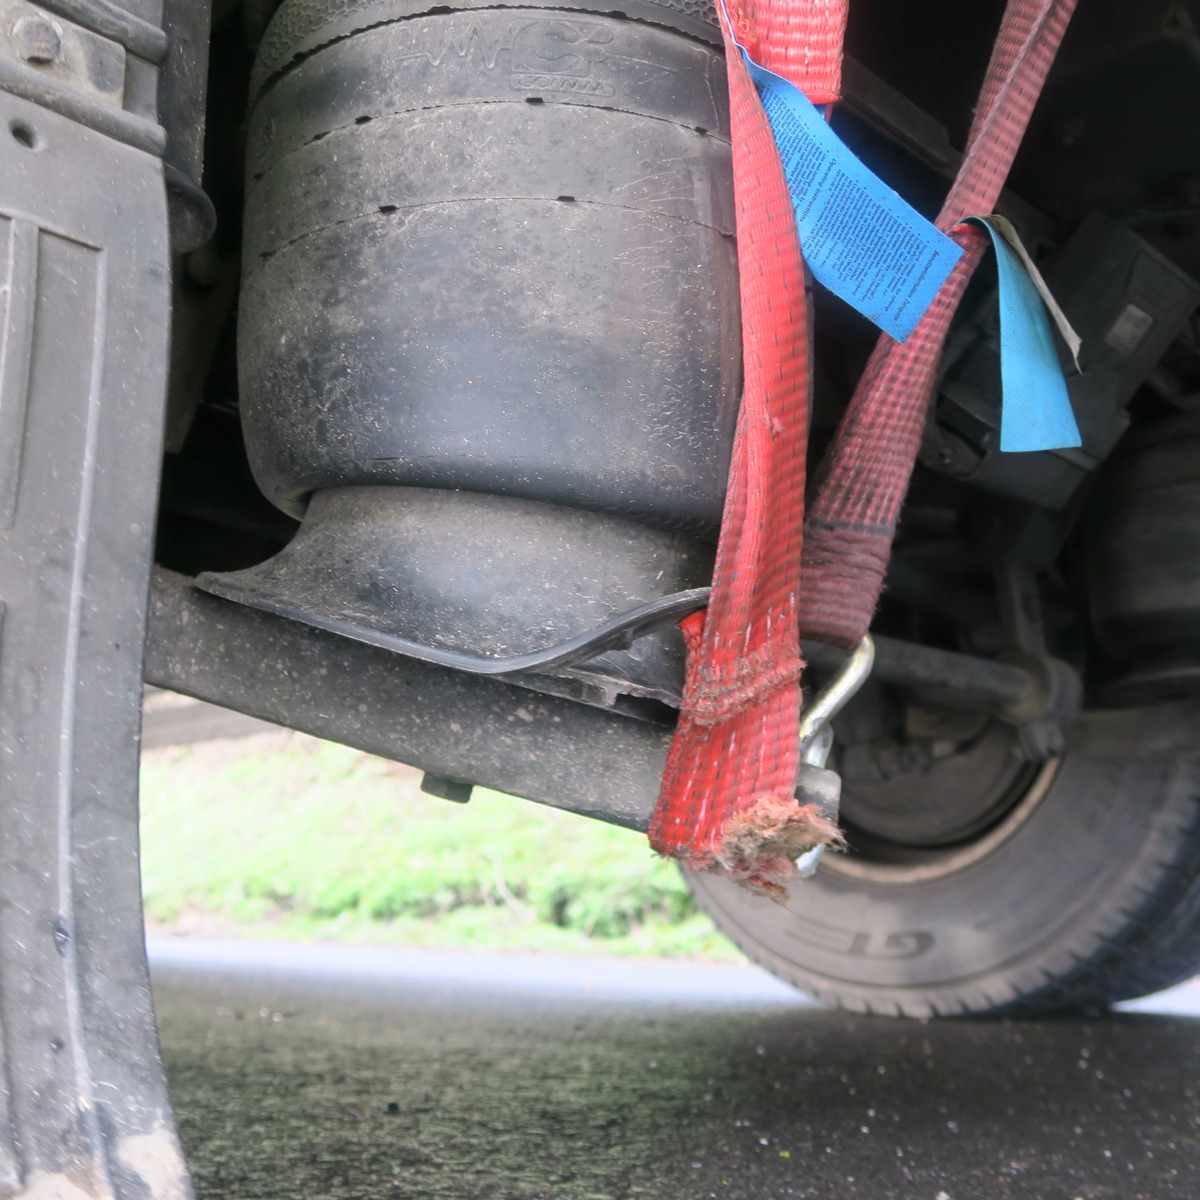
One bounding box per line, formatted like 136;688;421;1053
0;69;190;1200
199;487;713;705
1086;414;1200;703
158;0;216;251
223;1;737;708
925;214;1200;509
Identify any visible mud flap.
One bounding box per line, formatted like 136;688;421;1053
0;62;188;1200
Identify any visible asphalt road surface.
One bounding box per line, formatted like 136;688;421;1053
150;938;1200;1200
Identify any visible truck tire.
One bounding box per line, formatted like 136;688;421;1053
686;751;1200;1017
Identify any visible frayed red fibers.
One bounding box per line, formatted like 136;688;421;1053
712;793;842;900
665;793;843;902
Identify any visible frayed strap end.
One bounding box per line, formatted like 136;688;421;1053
710;793;843;902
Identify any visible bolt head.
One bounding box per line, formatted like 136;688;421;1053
9;14;62;65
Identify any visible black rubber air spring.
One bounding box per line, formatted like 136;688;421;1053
214;0;740;711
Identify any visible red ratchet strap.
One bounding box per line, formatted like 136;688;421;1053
649;0;1078;892
799;0;1079;649
649;0;846;892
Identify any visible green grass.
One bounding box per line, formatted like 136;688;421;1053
139;730;740;959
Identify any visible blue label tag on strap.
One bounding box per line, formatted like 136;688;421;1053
742;51;963;343
967;215;1082;454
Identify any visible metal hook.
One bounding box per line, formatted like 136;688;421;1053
794;634;875;877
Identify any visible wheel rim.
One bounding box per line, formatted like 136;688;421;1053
827;755;1061;885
